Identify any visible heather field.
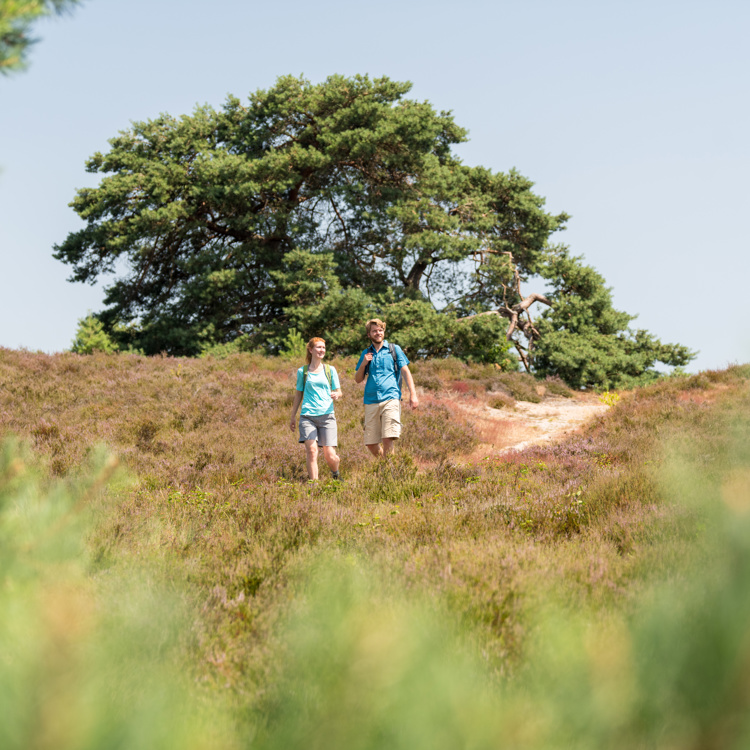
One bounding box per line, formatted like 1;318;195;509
2;348;750;749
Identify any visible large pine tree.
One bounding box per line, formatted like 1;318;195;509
54;74;694;387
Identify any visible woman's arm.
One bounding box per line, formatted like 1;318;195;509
289;390;303;431
330;367;343;400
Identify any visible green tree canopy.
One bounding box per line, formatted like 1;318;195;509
532;248;694;389
54;74;694;387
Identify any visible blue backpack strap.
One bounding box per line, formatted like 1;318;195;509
302;364;309;390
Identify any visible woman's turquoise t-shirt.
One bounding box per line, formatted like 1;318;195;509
296;366;340;416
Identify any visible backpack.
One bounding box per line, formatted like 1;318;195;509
302;363;333;391
364;342;400;387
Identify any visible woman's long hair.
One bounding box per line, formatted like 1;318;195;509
305;337;325;365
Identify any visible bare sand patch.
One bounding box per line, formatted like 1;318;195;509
428;392;609;459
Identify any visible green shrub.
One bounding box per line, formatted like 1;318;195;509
488;393;515;409
199;335;251;358
70;314;119;354
486;371;542;403
543;376;574;397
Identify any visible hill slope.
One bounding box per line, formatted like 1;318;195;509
1;349;750;749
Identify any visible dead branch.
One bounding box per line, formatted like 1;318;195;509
457;251;552;370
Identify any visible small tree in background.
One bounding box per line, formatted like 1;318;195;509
70;314;119;355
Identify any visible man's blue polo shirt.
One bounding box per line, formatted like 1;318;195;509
356;340;409;405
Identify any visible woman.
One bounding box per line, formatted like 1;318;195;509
289;337;342;481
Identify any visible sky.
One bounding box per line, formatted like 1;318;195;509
1;0;748;372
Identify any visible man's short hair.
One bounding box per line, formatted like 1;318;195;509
365;318;386;337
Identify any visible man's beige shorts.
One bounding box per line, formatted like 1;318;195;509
364;400;402;444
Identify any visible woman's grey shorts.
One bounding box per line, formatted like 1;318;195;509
299;413;338;446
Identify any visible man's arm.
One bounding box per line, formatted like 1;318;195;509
354;353;371;384
401;365;419;409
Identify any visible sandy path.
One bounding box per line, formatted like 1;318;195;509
429;392;609;458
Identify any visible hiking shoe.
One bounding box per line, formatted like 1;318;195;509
331;470;341;481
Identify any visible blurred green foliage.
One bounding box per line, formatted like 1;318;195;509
256;469;750;750
0;440;237;749
0;0;80;74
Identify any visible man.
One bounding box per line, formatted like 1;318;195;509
354;318;419;457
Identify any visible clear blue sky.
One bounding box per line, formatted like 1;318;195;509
2;0;748;372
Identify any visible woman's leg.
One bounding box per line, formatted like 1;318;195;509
304;439;319;480
322;445;340;474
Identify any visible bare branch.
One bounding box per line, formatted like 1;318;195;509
457;250;553;370
518;292;552;312
515;341;530;372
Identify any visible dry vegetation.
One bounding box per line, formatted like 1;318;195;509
2;348;750;748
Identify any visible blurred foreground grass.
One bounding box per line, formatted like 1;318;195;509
1;351;750;748
0;440;239;749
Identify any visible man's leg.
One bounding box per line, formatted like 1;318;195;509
364;403;384;458
304;440;319;480
380;401;401;457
